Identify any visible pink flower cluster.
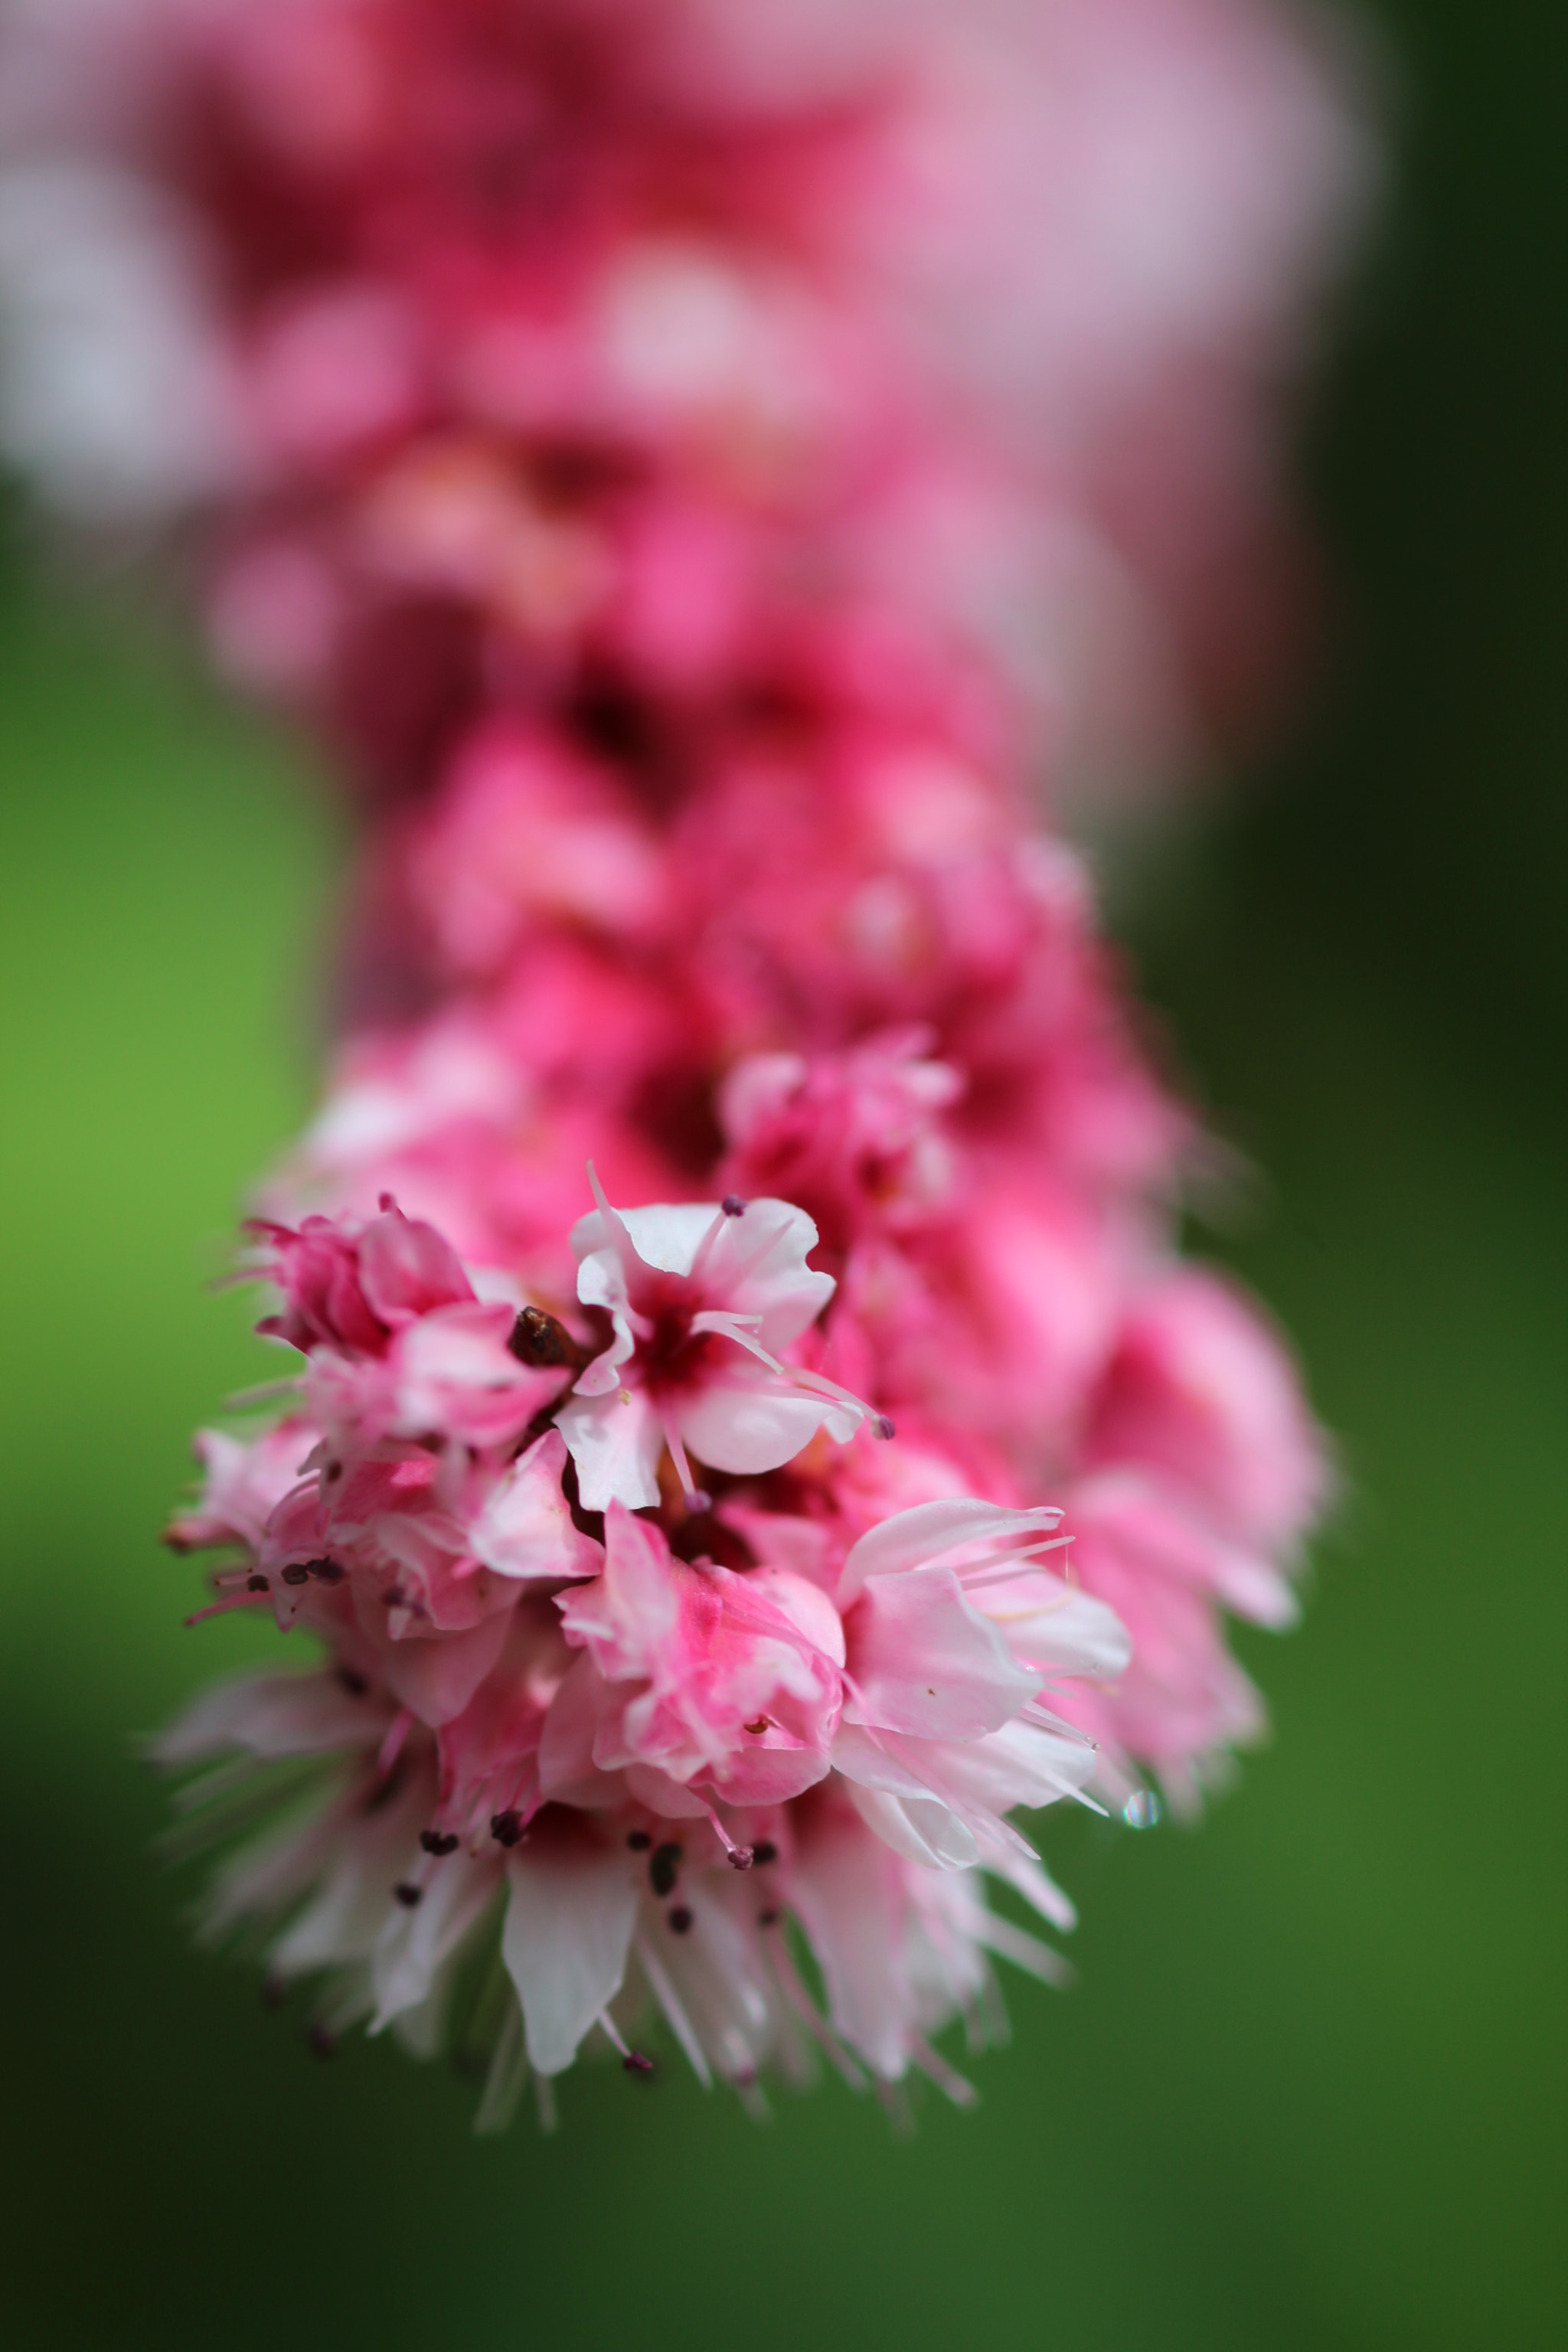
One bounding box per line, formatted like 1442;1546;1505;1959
2;0;1346;2114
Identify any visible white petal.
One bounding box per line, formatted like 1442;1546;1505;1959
692;1197;834;1349
838;1498;1062;1604
150;1668;379;1765
555;1384;663;1511
572;1199;717;1277
502;1844;638;2076
972;1573;1133;1678
786;1811;913;2079
897;1719;1100;1816
841;1779;982;1870
675;1358;841;1476
371;1853;499;2030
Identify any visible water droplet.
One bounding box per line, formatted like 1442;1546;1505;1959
1122;1789;1162;1830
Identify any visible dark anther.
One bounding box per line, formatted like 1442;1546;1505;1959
305;1557;345;1584
335;1665;370;1697
668;1906;694;1935
325;1462;343;1484
491;1808;525;1847
280;1563;311;1586
626;1829;653;1851
420;1830;459;1857
720;1194;746;1218
649;1841;682;1897
751;1841;779;1867
622;2052;655;2074
306;2023;336;2059
757;1907;781;1929
393;1882;423;1908
382;1586;407;1609
508;1305;588;1370
872;1414;897;1442
247;1574;270;1593
743;1717;770;1735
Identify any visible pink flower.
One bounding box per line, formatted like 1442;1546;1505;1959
828;1498;1130;1868
256;1203;562;1458
555;1173;881;1511
717;1031;963;1259
401;720;671;982
550;1503;844;1812
1083;1265;1330;1553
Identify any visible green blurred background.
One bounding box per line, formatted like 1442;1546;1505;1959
1;1;1563;2344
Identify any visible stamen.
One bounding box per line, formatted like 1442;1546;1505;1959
392;1882;423;1907
911;2037;979;2108
661;1413;710;1514
685;1203;733;1286
247;1574;270;1593
626;1828;652;1851
704;1805;754;1870
667;1905;694;1934
872;1414;897;1441
491;1808;526;1847
595;2008;655;2073
752;1841;779;1866
184;1589;273;1625
279;1563;311;1586
635;1930;713;2087
721;1194;746;1217
222;1375;305;1409
420;1829;459;1857
765;1932;867;2091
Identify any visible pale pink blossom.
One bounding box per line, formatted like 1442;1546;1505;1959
550;1503;844;1813
1083;1263;1330;1553
555;1174;881;1512
255;1203;561;1457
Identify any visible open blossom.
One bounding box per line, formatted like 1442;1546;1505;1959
556;1175;883;1513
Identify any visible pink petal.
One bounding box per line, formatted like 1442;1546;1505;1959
844;1566;1040;1740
